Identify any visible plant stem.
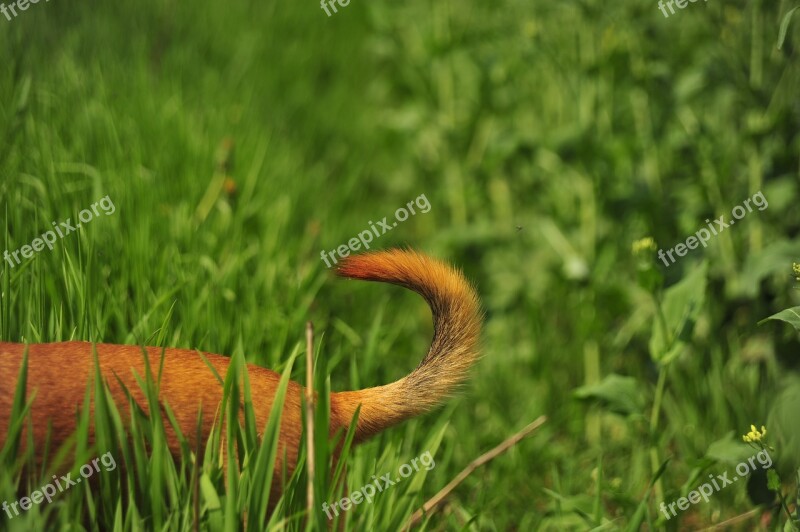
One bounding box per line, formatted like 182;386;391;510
649;367;668;503
649;291;671;506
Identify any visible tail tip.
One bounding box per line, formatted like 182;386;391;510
335;249;412;280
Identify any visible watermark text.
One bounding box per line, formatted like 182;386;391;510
322;450;435;519
320;193;431;268
659;449;772;520
658;191;767;267
2;452;117;519
3;195;116;269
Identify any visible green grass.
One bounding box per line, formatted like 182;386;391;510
1;0;800;529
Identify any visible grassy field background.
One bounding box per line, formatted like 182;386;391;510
1;0;799;529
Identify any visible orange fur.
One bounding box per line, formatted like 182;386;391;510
0;249;482;507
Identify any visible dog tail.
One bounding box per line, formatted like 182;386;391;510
332;249;482;441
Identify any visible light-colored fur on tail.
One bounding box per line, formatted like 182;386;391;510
332;249;482;441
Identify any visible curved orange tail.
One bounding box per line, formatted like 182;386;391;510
332;249;482;441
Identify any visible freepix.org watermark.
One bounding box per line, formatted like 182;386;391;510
3;195;115;269
659;448;772;520
320;0;350;17
657;0;707;19
658;191;767;267
320;193;431;268
1;0;51;22
321;450;435;520
2;451;117;519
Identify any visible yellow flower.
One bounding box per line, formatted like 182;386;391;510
793;262;800;281
742;424;767;443
632;237;657;256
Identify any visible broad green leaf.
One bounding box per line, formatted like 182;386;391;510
649;262;707;363
760;307;800;332
705;432;757;464
767;468;781;491
767;378;800;473
737;240;800;298
574;374;645;416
